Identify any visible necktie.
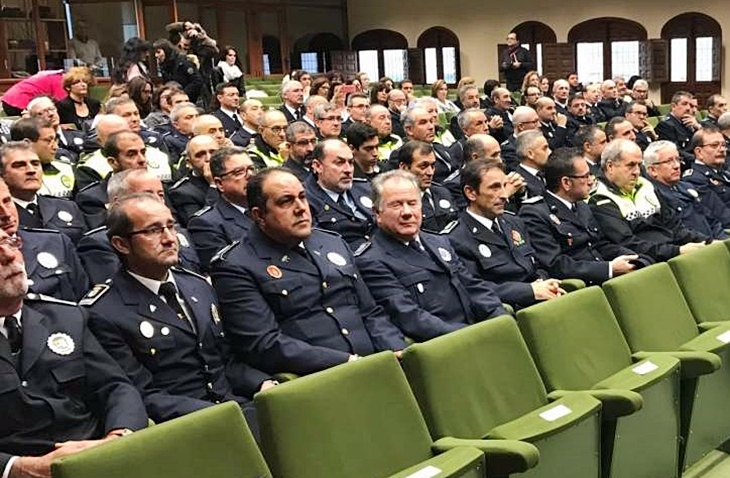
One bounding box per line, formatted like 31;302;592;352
336;194;350;212
295;108;303;121
232;113;243;129
408;240;425;254
422;191;435;217
5;316;22;354
536;171;546;184
159;282;193;330
491;219;501;234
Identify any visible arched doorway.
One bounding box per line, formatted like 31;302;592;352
262;35;282;75
417;27;460;85
351;29;409;83
291;33;345;73
510;21;556;75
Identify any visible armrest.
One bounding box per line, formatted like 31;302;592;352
273;373;300;383
432;438;539;475
681;324;730;355
560;278;586;293
698;321;729;331
388;446;485;478
633;350;720;378
548;389;642;419
594;354;680;393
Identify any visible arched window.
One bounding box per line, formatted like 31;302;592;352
351;29;408;83
661;12;722;105
568;18;647;84
417;27;460;85
292;33;344;73
511;21;556;74
262;35;282;75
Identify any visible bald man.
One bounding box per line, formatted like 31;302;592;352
168;135;221;226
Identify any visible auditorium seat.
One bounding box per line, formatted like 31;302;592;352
401;315;602;478
516;287;681;478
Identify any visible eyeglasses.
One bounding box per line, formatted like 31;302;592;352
566;171;593;180
0;235;23;250
265;126;286;134
293;138;317;147
652;157;681;166
219;165;256;179
700;142;727;149
37;106;57;115
322;116;342;122
127;222;177;238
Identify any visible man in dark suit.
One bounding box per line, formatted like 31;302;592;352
188;146;256;272
656;91;701;169
211;82;243;138
624;102;657;151
277;80;305;123
565;94;595;146
82;194;272;430
500;106;541;172
573;125;606;177
230;99;263;147
158;102;199;166
485;88;514;143
0;141;87;244
168;134;220;226
499;32;534;92
0;229;147;478
536;97;568;150
347;123;381;180
281;121;316;182
354;170;506;342
447;158;564;308
513;130;550;207
519;148;648;285
304;139;375;251
597;79;625;121
210;168;407;375
683;126;730;208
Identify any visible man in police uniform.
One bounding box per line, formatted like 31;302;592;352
0;141;87;244
168;135;220;227
77;170;201;284
74;114;130;190
209;168;407;375
159;101;199;166
188;147;256;272
281;121;316;183
82;194;273;430
447;107;490;167
9;118;76;199
656;91;701;168
230;99;263;147
625;101;657;151
304;139;375;251
500;106;541;172
513;130;550;206
644;140;728;239
447;159;564;308
682;126;730;209
398;140;458;232
76;131;149;229
536;97;568;150
0;229;147;478
193;115;233;149
589;139;707;262
0;178;88;302
519;148;648;285
366;105;403;162
573;125;606;177
26;96;85;163
247;110;288;169
442;134;507;209
211;82;243;138
354;170;506;342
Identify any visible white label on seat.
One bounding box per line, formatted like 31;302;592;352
632;361;659;375
717;331;730;344
404;466;442;478
539;404;572;422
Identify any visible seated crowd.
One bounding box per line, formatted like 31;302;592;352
2;29;730;476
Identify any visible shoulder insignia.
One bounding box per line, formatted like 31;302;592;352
522;195;543;204
21;227;59;234
170;176;190;189
353;241;372;257
25;292;77;306
171;266;207;281
312;227;342;237
682;168;693;178
210;241;240;264
83;226;107;236
503;210;516;215
352;177;368;183
595;199;612;206
444;170;460;182
439;220;459;234
193;206;213;217
78;284;110;306
78;181;101;193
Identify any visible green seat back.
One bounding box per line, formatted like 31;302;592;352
88;85;109;103
402;316;548;439
255;352;435;478
657;104;671;116
669;242;730;324
516;287;633;391
646;116;660;127
602;263;699;351
52;402;270;478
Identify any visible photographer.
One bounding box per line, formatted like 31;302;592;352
153;39;203;104
166;21;219;109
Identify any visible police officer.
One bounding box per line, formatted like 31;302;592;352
366;105;403;163
247;110;287;168
158;102;198;167
682;126;730;208
655;91;701;169
513;130;550;207
645;140;729;239
168;135;220;227
26;96;85;163
304;139;375;251
210;167;407;375
0;229;147;478
354;170;506;342
397;140;458;232
0;141;87;244
519;148;648;285
447;159;564;308
74;114;130;190
280;121;316;183
211;82;243;138
82;194;272;431
77;170;201;284
188;147;255;272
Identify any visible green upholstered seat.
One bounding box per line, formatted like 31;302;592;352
52;401;270;478
255;352;504;478
657;104;672;116
602;263;730;471
402;315;601;478
516;287;681;478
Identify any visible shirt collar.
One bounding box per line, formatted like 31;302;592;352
219;107;237;119
0;309;22;339
547;190;575;210
229;202;247;215
466;209;494;231
13;196;38;209
519;164;541;177
128;270;175;296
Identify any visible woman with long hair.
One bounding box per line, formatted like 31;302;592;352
112;37;153;84
127;76;154;118
216;45;245;94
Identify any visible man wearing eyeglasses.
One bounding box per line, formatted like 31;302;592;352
81;193;271;433
625;102;657;151
168;135;220;227
0;229;148;478
247;110;288;168
644;140;729;240
500;106;541;172
682;126;730;209
342;93;370;135
281;121;317;183
313;103;344;140
188;147;257;271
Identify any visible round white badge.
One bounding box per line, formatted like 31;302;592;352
47;333;75;356
37;252;59;269
438;199;452;209
57;211;73;222
161;327;170;336
360;196;373;209
687;189;699;198
327;252;347;266
479;244;492;258
438;247;452;262
140;321;155;339
148;136;157;144
416;283;424;293
73;137;84;146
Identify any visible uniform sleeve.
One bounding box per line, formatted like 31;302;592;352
187;215;229;273
451;253;509;320
76;234;121;285
62;234;90;300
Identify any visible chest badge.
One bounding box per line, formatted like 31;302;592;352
37;252;59;269
57;210;73;222
140;321;155;338
47;333;75;355
511;230;525;246
360;196;373;209
549;214;561;225
267;265;283;279
327;252;347;266
438;247;452;262
438;199;452;209
479;244;492;258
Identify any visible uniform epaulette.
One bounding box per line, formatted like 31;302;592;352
352;177;368;182
500;139;511;146
594;199;612;206
78;284;111;306
210;241;240;264
439;220;459;234
313;227;342;237
25;292;77;306
82;226;107;236
21;227;59;234
682;169;694;177
353;241;372;257
171;266;208;281
503;210;516;215
521;196;543;204
55;155;74;165
444;170;460;183
77;181;100;193
192;206;213;217
170;176;190;190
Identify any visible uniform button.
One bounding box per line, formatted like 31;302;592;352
198;343;203;349
353;273;358;279
204;364;210;372
150;348;157;355
587;242;592;247
326;307;334;314
341;328;349;335
281;289;288;296
207;382;213;390
322;281;328;289
21;381;28;387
